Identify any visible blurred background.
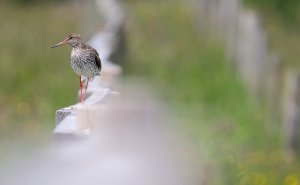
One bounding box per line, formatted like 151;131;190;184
1;0;300;184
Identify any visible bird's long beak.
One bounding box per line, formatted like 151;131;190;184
51;40;67;48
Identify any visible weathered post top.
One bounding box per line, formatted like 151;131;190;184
54;0;124;139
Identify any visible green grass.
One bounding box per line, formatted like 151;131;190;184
124;1;300;184
0;2;82;138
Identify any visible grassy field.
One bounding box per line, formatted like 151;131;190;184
0;1;82;139
124;1;300;184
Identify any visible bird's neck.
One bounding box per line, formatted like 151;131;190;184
70;40;86;49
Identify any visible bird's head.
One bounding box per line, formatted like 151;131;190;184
51;33;82;48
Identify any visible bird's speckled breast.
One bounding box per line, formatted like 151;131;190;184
70;48;99;78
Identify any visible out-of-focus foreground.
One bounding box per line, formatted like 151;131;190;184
1;0;300;184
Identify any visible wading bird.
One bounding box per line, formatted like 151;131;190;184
51;33;102;103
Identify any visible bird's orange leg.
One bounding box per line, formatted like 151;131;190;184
79;76;83;103
83;78;89;101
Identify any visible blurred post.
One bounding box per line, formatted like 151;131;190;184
194;0;270;98
283;71;300;157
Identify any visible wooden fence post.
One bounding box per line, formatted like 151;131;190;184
282;71;300;157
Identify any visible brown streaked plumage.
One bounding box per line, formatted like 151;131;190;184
51;33;102;103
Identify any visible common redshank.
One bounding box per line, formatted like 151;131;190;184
51;33;102;103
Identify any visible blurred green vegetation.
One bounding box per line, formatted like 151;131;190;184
0;1;81;140
124;1;300;184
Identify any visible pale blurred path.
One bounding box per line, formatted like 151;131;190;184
0;80;202;185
